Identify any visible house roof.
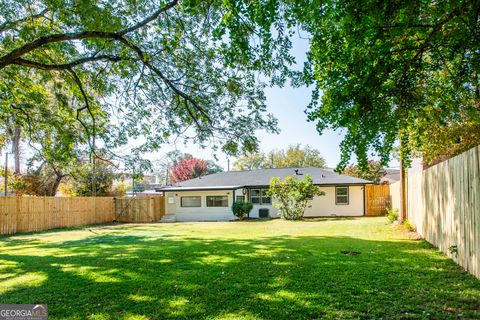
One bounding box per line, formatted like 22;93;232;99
380;168;401;184
157;167;371;192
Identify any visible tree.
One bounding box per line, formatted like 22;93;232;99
233;152;269;170
170;157;208;183
205;160;223;175
155;151;222;184
234;145;326;170
1;0;292;169
268;175;324;220
68;159;118;196
295;0;480;169
269;144;326;168
342;161;386;184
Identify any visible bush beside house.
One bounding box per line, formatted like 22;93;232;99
268;175;325;220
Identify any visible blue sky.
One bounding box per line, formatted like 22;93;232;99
145;36;399;170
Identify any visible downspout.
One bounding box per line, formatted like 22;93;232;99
232;188;235;216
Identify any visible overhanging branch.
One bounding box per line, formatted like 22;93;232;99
0;0;179;69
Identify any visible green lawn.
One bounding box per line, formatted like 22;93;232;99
1;217;479;319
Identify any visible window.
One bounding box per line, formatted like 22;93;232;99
250;189;261;204
335;186;349;205
236;195;244;202
250;189;271;205
181;196;201;207
206;195;228;207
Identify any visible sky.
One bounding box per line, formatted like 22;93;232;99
144;36;399;171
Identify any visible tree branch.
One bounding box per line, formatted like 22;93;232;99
0;1;179;69
412;0;475;62
0;9;48;33
13;55;124;70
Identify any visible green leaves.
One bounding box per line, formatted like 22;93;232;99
300;0;480;169
1;0;300;171
268;174;324;220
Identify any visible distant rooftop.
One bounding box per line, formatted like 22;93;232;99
380;168;401;184
157;167;371;191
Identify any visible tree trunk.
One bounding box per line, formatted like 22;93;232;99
12;125;20;174
48;173;63;196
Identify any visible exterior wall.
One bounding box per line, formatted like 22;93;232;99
165;185;365;221
249;203;280;218
247;185;365;218
165;190;238;221
303;186;365;217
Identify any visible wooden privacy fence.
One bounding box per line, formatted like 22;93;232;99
0;197;114;235
391;146;480;279
365;184;390;216
114;197;165;222
0;196;166;235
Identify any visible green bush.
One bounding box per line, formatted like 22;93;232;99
403;220;415;232
231;201;253;220
268;175;325;220
386;208;399;222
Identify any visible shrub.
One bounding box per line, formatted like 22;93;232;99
386;208;399;222
403;220;415;232
231;201;253;220
268;175;325;220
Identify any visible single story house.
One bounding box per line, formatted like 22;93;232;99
156;167;371;222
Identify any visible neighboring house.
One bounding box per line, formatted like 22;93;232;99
156;167;371;222
380;168;401;184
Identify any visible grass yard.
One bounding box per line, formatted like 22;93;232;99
0;217;479;319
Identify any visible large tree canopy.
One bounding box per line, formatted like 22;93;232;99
0;0;298;164
2;0;479;174
233;144;326;170
298;0;480;169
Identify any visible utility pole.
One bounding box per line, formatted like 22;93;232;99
227;158;230;171
132;166;135;197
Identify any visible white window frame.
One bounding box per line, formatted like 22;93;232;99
335;186;349;205
181;196;201;207
206;195;229;207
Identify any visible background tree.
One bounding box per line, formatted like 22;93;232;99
233;152;269;170
268;175;324;220
234;144;326;170
269;144;326;168
170;157;208;183
68;159;117;196
155;151;222;184
205;160;224;175
342;161;386;184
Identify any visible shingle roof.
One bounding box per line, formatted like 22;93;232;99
380;168;401;184
157;167;371;191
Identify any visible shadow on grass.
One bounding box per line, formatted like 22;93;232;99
0;230;479;319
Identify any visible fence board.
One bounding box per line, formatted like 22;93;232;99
390;146;480;278
0;197;114;235
114;197;165;222
365;184;390;216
